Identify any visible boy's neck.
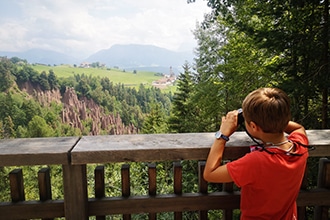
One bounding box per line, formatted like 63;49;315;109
259;131;295;152
260;132;287;146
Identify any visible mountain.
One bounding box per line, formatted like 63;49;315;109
0;44;194;74
85;44;194;74
0;49;79;65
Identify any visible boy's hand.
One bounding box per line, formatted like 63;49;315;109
219;110;239;137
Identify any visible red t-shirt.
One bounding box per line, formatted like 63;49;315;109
227;132;309;220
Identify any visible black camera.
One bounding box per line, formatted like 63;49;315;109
237;108;244;125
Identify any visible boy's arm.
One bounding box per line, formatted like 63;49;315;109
203;110;238;183
203;138;232;183
284;121;306;136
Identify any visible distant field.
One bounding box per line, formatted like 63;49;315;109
31;64;176;92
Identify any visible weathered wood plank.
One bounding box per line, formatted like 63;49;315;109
0;136;79;166
121;164;130;198
121;164;131;220
86;189;330;216
306;130;330;156
0;200;64;219
87;192;241;215
148;163;157;196
148;163;157;220
173;161;183;220
9;169;25;203
38;168;53;220
71;132;253;164
38;168;52;202
0;130;328;166
94;166;106;220
198;161;207;194
198;161;208;220
173;161;182;195
297;189;330;206
63;164;88;220
95;166;105;199
0;189;329;219
71;130;330;165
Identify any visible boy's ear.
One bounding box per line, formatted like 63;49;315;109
249;121;260;132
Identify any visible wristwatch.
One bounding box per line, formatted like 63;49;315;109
215;131;230;141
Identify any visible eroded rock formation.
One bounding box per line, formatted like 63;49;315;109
19;82;138;135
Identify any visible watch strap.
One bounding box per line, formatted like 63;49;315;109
215;131;229;141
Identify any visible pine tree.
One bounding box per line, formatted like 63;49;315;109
168;62;199;133
141;102;168;134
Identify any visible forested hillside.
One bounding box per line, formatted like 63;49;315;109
0;57;173;138
183;0;329;131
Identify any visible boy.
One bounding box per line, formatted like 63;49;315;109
204;87;309;219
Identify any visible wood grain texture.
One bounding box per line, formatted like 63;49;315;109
0;136;79;166
71;130;330;164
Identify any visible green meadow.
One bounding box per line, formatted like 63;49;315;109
31;64;177;92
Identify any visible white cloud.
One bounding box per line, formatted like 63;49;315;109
0;0;211;58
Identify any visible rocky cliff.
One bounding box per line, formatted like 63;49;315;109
19;82;138;135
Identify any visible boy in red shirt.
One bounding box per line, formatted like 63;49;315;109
204;88;309;219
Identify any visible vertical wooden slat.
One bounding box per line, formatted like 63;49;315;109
38;167;52;201
38;167;53;220
95;165;105;220
173;161;182;220
297;164;308;219
173;161;182;195
222;160;234;220
63;164;88;220
222;182;234;220
9;168;25;203
314;158;330;220
198;161;208;220
198;161;208;194
148;163;157;220
121;164;131;220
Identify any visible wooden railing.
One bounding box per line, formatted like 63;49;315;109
0;130;330;220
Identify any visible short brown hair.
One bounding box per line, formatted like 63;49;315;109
242;88;291;133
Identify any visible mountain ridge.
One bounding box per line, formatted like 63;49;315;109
0;44;194;73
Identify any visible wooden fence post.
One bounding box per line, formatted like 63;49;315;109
62;164;88;220
198;161;208;220
173;161;182;220
38;167;53;220
38;167;52;201
9;169;25;203
223;161;234;220
121;164;131;220
314;158;330;220
95;165;105;220
148;163;157;220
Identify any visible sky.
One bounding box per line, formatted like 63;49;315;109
0;0;211;59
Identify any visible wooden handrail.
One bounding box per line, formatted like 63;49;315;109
0;130;329;219
70;130;330;164
0;131;329;167
0;136;79;166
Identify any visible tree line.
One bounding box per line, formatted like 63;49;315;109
175;0;329;133
0;57;173;138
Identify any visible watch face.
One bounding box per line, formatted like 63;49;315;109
215;131;229;141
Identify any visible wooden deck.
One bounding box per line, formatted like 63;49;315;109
0;130;330;219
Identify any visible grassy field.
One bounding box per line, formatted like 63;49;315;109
31;64;177;92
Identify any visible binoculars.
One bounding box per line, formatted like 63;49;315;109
237;108;244;125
